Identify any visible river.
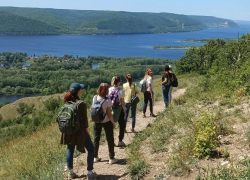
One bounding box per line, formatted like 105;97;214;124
0;21;249;103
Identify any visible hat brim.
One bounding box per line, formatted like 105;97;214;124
79;84;84;89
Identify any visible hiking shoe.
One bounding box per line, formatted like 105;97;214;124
117;141;126;147
86;172;98;180
94;157;101;163
150;113;157;117
109;158;118;164
68;171;78;178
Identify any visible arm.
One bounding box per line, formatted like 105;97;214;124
120;98;126;115
148;83;153;98
106;107;115;128
135;84;139;94
162;77;168;85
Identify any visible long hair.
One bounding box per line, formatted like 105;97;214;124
64;91;79;103
111;76;121;86
125;73;133;87
144;68;152;78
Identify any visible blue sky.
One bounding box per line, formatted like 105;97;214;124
1;0;249;21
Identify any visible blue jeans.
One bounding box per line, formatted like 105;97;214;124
162;85;170;107
124;103;137;128
66;133;94;171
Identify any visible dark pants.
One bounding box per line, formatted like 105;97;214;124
118;109;125;141
94;121;115;159
67;133;94;171
143;91;153;114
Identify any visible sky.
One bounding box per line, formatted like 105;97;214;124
0;0;250;21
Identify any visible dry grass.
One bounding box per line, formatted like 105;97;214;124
0;94;64;119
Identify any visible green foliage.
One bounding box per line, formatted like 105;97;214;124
0;7;238;35
0;55;172;95
16;102;35;116
128;160;148;180
193;113;218;159
44;98;62;112
165;155;191;176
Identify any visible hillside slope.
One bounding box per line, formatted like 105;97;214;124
0;6;238;35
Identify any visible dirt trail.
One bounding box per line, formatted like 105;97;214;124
66;88;186;180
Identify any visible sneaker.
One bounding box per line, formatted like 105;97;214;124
86;172;98;180
117;141;126;147
109;158;118;164
131;128;135;133
94;157;101;163
68;171;78;178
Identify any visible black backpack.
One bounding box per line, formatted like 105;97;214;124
171;73;178;87
90;95;107;122
56;100;83;134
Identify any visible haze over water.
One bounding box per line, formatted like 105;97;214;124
0;22;249;60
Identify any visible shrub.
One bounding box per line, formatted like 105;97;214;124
193;112;218;159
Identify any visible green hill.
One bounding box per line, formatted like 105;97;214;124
0;6;238;35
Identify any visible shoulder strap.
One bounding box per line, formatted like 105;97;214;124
99;97;107;106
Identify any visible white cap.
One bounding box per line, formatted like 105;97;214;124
169;65;172;69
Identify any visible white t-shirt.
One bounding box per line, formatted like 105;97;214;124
92;95;112;123
146;76;154;92
109;87;125;102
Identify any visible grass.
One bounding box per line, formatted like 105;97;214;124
1;72;250;179
126;73;250;179
0;125;65;179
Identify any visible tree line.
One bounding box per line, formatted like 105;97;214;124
0;54;172;95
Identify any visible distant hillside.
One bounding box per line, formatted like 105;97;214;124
0;6;238;35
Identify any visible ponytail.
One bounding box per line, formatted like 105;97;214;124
125;74;133;87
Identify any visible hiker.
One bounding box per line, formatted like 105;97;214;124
109;76;126;147
168;65;173;103
161;65;173;108
60;83;97;179
93;83;118;164
123;73;139;133
143;69;156;117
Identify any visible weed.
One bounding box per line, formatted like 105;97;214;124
128;160;148;180
164;155;190;176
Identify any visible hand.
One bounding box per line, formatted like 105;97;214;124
112;122;116;128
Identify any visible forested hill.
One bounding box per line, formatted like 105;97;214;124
0;6;238;35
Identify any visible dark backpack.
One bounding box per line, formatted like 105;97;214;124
109;87;121;107
90;95;107;122
56;100;83;134
171;73;178;87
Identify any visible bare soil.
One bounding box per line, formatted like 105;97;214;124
65;88;186;180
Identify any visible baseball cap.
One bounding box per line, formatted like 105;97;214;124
69;83;84;93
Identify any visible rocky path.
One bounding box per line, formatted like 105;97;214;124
66;88;186;180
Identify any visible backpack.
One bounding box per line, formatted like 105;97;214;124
109;87;121;107
138;78;146;93
56;100;83;134
171;73;178;87
90;95;107;122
